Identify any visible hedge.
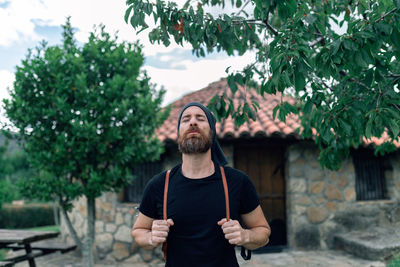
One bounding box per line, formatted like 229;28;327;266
0;203;58;228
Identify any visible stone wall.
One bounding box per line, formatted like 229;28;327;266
60;193;164;264
286;143;400;250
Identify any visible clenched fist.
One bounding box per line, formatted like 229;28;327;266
217;218;249;246
150;219;174;247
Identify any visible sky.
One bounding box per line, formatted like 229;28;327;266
0;0;255;123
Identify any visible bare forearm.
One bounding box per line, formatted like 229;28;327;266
132;229;158;250
242;226;270;250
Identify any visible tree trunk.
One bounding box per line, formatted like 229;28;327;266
53;201;59;225
83;196;96;267
60;201;83;251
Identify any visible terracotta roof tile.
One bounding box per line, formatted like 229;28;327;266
157;78;399;148
157;78;298;141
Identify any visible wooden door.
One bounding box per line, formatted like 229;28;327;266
234;144;287;247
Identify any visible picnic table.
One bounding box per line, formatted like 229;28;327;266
0;229;76;267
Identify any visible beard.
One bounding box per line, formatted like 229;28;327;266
178;126;212;154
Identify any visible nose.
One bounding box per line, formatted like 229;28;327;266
189;117;198;126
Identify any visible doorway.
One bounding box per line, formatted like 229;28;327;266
234;143;287;250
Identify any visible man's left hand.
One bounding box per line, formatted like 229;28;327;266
217;218;249;246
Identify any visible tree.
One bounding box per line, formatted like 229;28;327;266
125;0;400;169
3;18;168;266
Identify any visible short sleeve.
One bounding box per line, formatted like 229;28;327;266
239;175;260;214
139;173;164;219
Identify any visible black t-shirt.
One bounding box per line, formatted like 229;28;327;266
139;164;260;267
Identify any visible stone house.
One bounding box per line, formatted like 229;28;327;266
61;78;400;263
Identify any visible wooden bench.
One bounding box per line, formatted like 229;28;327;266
0;261;14;267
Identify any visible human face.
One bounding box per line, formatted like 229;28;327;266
178;106;212;154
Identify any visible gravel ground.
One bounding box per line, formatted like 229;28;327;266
9;248;387;267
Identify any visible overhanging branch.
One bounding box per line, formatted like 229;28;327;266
264;9;278;37
374;8;397;23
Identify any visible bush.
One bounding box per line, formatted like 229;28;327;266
0;179;17;208
0;203;58;228
387;253;400;267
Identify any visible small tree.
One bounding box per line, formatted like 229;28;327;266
126;0;400;169
3;18;168;266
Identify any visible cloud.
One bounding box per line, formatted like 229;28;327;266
144;51;256;106
0;0;186;56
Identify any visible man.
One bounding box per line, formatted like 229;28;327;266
132;102;271;266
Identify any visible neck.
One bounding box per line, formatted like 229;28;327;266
181;150;214;179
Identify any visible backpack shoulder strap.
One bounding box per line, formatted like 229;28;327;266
219;166;230;220
220;166;252;261
163;170;171;221
162;169;171;260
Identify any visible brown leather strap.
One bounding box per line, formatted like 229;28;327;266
162;170;170;260
220;166;230;221
163;170;171;220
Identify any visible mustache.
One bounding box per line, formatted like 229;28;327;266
183;126;201;136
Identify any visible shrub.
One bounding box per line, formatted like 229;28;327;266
387;253;400;267
0;203;58;228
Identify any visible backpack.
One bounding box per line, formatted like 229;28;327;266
161;166;251;261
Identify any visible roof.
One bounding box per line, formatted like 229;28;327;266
156;78;400;149
156;78;300;142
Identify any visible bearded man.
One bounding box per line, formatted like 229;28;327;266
132;102;271;267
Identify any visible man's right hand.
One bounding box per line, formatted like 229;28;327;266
149;219;174;247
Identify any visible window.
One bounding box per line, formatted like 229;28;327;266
123;161;162;203
352;149;389;201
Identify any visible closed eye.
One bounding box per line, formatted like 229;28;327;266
196;115;206;121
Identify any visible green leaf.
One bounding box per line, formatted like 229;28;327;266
283;102;298;114
365;117;373;138
234;112;245;127
375;23;392;36
391;28;400;50
331;40;341;55
227;74;238;94
364;69;374;87
355;52;368;68
386;108;400;120
294;70;306;91
321;127;333;143
389;119;400;138
144;3;153;15
339;118;352;136
304;100;312;114
124;6;133;24
374;142;397;156
360;48;374;65
272;105;279;120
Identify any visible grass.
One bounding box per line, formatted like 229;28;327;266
24;225;60;232
387;253;400;267
0;249;6;261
